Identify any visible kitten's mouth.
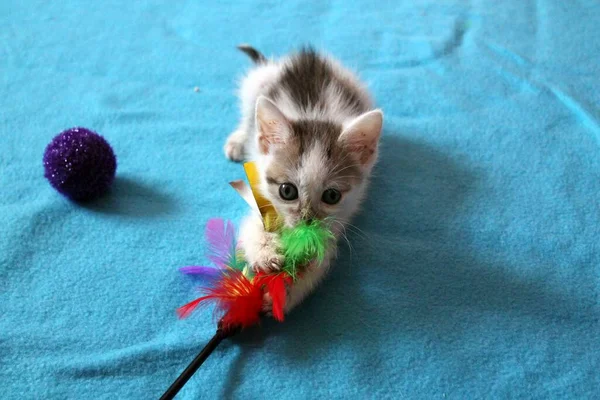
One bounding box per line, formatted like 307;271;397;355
286;215;332;229
284;216;315;228
284;218;302;229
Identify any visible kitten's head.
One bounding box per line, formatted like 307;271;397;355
254;96;383;228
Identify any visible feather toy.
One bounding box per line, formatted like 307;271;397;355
174;218;331;329
160;162;334;400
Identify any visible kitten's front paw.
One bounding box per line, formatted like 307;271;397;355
247;231;285;273
224;130;246;162
252;249;285;273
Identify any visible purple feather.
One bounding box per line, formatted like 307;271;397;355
205;218;236;268
179;266;221;278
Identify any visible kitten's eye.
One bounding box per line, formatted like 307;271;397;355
321;188;342;205
279;183;298;201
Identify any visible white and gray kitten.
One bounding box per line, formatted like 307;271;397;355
225;45;383;312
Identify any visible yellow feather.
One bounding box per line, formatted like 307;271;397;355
243;162;281;231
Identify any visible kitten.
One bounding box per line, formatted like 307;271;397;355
225;45;383;312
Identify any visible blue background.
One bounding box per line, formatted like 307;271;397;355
1;1;599;398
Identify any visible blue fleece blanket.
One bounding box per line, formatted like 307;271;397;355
2;1;599;398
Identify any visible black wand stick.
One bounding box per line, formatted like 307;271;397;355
160;322;241;400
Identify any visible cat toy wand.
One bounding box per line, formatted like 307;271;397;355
159;162;333;399
159;319;240;400
160;219;330;400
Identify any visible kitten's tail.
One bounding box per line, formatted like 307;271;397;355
237;44;267;64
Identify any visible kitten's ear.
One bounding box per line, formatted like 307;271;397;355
338;109;383;166
255;96;291;155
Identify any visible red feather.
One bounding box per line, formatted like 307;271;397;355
177;269;263;330
177;297;209;319
256;273;292;322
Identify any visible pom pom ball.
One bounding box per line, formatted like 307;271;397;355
280;219;335;277
43;127;117;201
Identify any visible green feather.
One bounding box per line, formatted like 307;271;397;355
280;220;334;278
228;248;248;271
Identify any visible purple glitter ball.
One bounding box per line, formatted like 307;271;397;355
43;127;117;201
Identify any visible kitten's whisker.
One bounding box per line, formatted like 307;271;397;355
331;163;364;176
328;155;351;175
329;157;358;175
343;221;369;237
331;220;354;258
343;235;354;259
328;153;354;175
334;219;371;244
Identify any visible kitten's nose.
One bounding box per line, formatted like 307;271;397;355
300;207;313;223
